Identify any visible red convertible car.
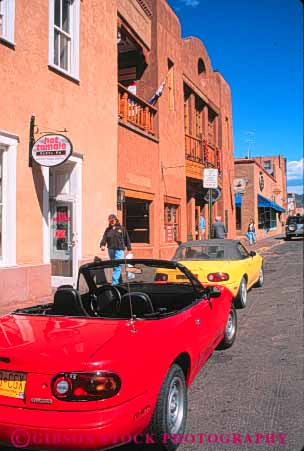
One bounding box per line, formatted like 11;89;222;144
0;259;237;450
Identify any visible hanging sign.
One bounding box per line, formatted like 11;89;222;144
203;168;218;188
32;134;73;167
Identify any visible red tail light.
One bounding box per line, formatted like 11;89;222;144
52;371;121;401
155;273;168;282
207;272;229;282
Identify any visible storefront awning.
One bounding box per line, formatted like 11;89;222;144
258;194;285;212
235;193;242;206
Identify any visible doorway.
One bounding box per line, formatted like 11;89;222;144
43;158;82;287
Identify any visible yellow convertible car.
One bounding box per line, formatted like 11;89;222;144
155;240;264;308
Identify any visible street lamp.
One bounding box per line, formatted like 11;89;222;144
117;187;125;210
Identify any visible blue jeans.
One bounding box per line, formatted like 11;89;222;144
108;249;124;285
247;231;256;245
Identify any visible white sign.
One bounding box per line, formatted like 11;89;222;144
203;168;218;188
232;177;248;194
32;134;73;167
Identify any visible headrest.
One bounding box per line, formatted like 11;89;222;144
53;287;88;316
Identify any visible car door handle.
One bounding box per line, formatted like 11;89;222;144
195;318;201;326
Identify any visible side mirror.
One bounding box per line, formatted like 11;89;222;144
249;251;256;257
203;286;221;299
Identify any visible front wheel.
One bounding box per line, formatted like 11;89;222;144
149;364;187;451
234;277;247;308
217;308;237;350
255;266;264;287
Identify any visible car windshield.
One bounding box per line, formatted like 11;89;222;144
174;244;235;260
287;216;304;224
79;260;196;290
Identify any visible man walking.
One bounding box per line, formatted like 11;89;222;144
211;216;227;239
100;214;132;285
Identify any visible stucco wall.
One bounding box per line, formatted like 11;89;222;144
0;0;118;302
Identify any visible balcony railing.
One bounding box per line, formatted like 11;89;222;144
185;134;221;171
185;134;204;163
118;83;157;136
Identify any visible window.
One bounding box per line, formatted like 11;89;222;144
49;0;80;79
198;58;206;76
164;204;179;242
258;207;277;230
167;59;174;111
0;0;15;44
0;133;17;266
123;198;150;243
208;109;216;147
263;160;274;177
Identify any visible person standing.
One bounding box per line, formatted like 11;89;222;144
100;214;132;285
211;216;227;239
246;219;256;245
199;211;206;240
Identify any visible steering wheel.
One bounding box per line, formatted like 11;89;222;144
90;285;122;317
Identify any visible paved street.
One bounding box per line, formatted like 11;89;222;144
2;239;303;451
122;239;303;451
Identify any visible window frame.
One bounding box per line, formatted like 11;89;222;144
164;203;180;243
258;207;277;230
0;0;15;45
48;0;80;80
123;197;151;244
0;133;17;267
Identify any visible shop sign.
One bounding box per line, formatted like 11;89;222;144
203;168;218;188
32;134;73;167
232;177;248;194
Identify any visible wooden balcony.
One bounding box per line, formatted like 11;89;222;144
118;83;157;136
185;135;221;180
185;134;204;163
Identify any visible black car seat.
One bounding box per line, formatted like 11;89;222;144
52;287;89;317
118;292;154;317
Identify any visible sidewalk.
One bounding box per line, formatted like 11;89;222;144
243;233;285;254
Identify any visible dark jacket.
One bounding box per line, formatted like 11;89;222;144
247;223;256;233
212;221;227;239
100;223;132;251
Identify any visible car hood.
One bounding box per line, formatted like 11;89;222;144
0;314;128;373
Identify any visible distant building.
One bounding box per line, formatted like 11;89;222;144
287;192;304;215
287;192;297;215
234;156;287;240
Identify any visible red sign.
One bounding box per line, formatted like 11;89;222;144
55;230;66;239
167;225;174;242
53;212;71;223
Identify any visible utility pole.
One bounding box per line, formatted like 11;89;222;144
245;131;255;158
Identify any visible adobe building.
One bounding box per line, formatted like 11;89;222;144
0;0;235;306
0;0;118;306
234;156;287;240
117;0;235;260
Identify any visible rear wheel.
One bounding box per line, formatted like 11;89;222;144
149;364;187;451
234;277;247;308
217;308;237;350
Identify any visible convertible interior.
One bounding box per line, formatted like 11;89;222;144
13;260;212;319
14;283;199;319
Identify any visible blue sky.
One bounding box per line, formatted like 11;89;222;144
167;0;303;194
